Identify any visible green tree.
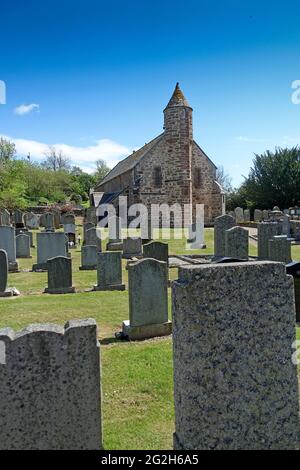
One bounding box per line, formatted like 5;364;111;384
243;147;300;209
94;159;110;184
0;138;16;162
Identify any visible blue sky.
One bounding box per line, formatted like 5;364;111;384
1;0;300;185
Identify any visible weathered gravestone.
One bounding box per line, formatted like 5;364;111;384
85;227;102;252
214;214;235;258
16;233;31;259
24;212;39;230
44;256;75;294
243;209;250;222
13;209;24;228
16;228;34;248
254;209;262;223
0;319;102;449
0;249;19;297
282;214;291;237
172;261;300;450
234;207;244;224
0;209;10;226
86;206;97;225
33;232;67;271
122;258;171;340
83;222;95;241
290;221;300;240
262;209;269;221
79;245;97;270
0;226;18;272
257;222;281;259
143;241;169;264
61;212;75;225
93;252;125;291
64;223;76;247
225;226;248;259
106;216;123;251
268;235;292;264
122;237;142;259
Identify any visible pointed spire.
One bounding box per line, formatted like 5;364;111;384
165;82;191;108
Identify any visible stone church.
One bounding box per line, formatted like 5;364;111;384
93;83;225;225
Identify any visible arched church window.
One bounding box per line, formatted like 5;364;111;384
153;166;162;188
194;167;201;188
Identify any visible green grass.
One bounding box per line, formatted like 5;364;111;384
0;225;299;449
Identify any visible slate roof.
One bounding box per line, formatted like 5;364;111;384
97;133;164;187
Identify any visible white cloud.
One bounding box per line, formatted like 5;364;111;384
234;136;266;143
0;134;130;172
14;103;40;116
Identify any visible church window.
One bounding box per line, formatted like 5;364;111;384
153;166;162;188
194;167;201;188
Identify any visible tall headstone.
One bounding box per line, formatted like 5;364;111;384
61;212;75;225
268;235;292;264
254;209;263;223
0;226;18;272
16;233;31;259
93;252;125;291
214;214;235;258
0;209;10;226
290;220;300;240
86;207;97;225
0;249;14;297
243;209;250;222
122;258;171;340
257;222;281;259
143;241;169;264
44;256;75;294
79;245;97;270
234;207;244;224
0;319;102;449
33;232;67;271
282;214;291;237
13;209;24;228
262;209;269;221
172;261;300;450
122;237;142;259
85;227;102;252
83;222;95;242
225;226;248;259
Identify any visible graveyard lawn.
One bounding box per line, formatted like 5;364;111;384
0;225;299;450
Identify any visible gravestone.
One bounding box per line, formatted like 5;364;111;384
24;212;39;230
86;207;97;225
187;222;205;249
243;209;250;222
234;207;244;223
93;252;125;291
61;212;75;225
16;233;31;258
172;261;300;450
52;210;61;229
83;222;95;242
143;241;169;265
44;256;75;294
254;209;262;222
122;258;171;340
273;206;280;211
16;228;34;248
290;221;300;240
262;209;269;221
0;249;17;297
225;226;248;259
122;237;142;258
13;209;24;228
0;319;102;449
33;232;67;271
268;235;292;264
85;227;102;252
0;209;10;226
106;216;123;251
286;262;300;323
44;212;55;231
257;222;281;259
64;223;76;247
214;214;235;258
79;245;97;270
0;226;18;272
